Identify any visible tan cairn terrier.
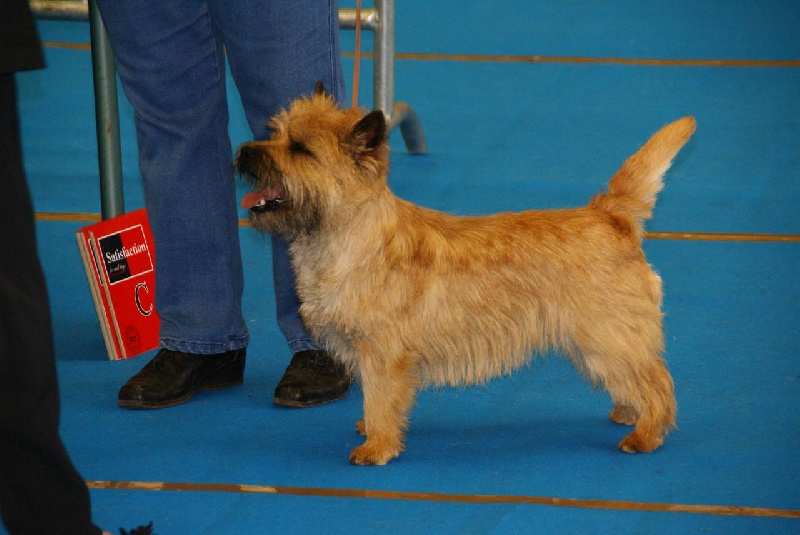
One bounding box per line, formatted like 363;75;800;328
237;84;695;466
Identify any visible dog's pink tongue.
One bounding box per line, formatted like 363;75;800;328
241;188;278;209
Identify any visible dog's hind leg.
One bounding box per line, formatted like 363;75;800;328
616;358;675;453
349;346;419;466
582;349;676;453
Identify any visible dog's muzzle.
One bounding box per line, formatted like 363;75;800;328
236;145;287;213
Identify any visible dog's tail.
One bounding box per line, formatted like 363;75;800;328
589;117;696;238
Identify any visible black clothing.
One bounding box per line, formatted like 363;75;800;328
0;0;45;73
0;1;102;533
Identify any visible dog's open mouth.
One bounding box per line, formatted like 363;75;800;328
241;187;286;213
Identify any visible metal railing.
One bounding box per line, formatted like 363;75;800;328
31;0;425;218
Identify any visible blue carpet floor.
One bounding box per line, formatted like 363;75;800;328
10;1;800;533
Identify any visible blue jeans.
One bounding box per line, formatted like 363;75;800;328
96;0;345;354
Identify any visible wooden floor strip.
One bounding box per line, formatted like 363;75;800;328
43;42;799;68
42;41;90;51
645;231;800;242
353;51;800;68
36;212;800;243
86;480;800;519
37;211;101;223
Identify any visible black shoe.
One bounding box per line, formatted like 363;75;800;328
118;348;246;409
273;350;351;408
119;521;154;535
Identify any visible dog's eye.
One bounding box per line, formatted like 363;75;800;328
289;139;313;157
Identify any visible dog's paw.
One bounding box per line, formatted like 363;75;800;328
355;420;366;436
618;431;663;453
349;441;401;466
609;405;639;426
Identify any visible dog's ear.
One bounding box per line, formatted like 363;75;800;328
314;81;326;96
345;110;387;155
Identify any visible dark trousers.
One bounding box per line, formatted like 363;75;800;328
0;73;100;535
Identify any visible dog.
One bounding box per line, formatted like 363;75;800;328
237;83;695;465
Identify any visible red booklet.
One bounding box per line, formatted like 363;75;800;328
76;208;161;360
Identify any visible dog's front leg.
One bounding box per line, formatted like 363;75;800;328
350;347;418;466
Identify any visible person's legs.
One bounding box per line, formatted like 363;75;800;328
0;74;101;535
97;0;349;409
96;0;248;409
214;0;351;406
96;0;248;354
213;0;346;353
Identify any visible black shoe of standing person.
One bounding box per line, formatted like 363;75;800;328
118;348;246;409
273;350;351;408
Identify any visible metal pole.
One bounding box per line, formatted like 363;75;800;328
339;1;426;153
375;0;426;153
29;0;88;20
338;7;378;30
88;0;124;218
373;0;394;119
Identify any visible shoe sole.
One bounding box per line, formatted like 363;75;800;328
272;389;348;409
118;378;244;410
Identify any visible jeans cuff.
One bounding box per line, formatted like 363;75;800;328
161;335;249;355
287;340;322;354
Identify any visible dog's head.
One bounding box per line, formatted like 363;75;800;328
236;83;389;240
